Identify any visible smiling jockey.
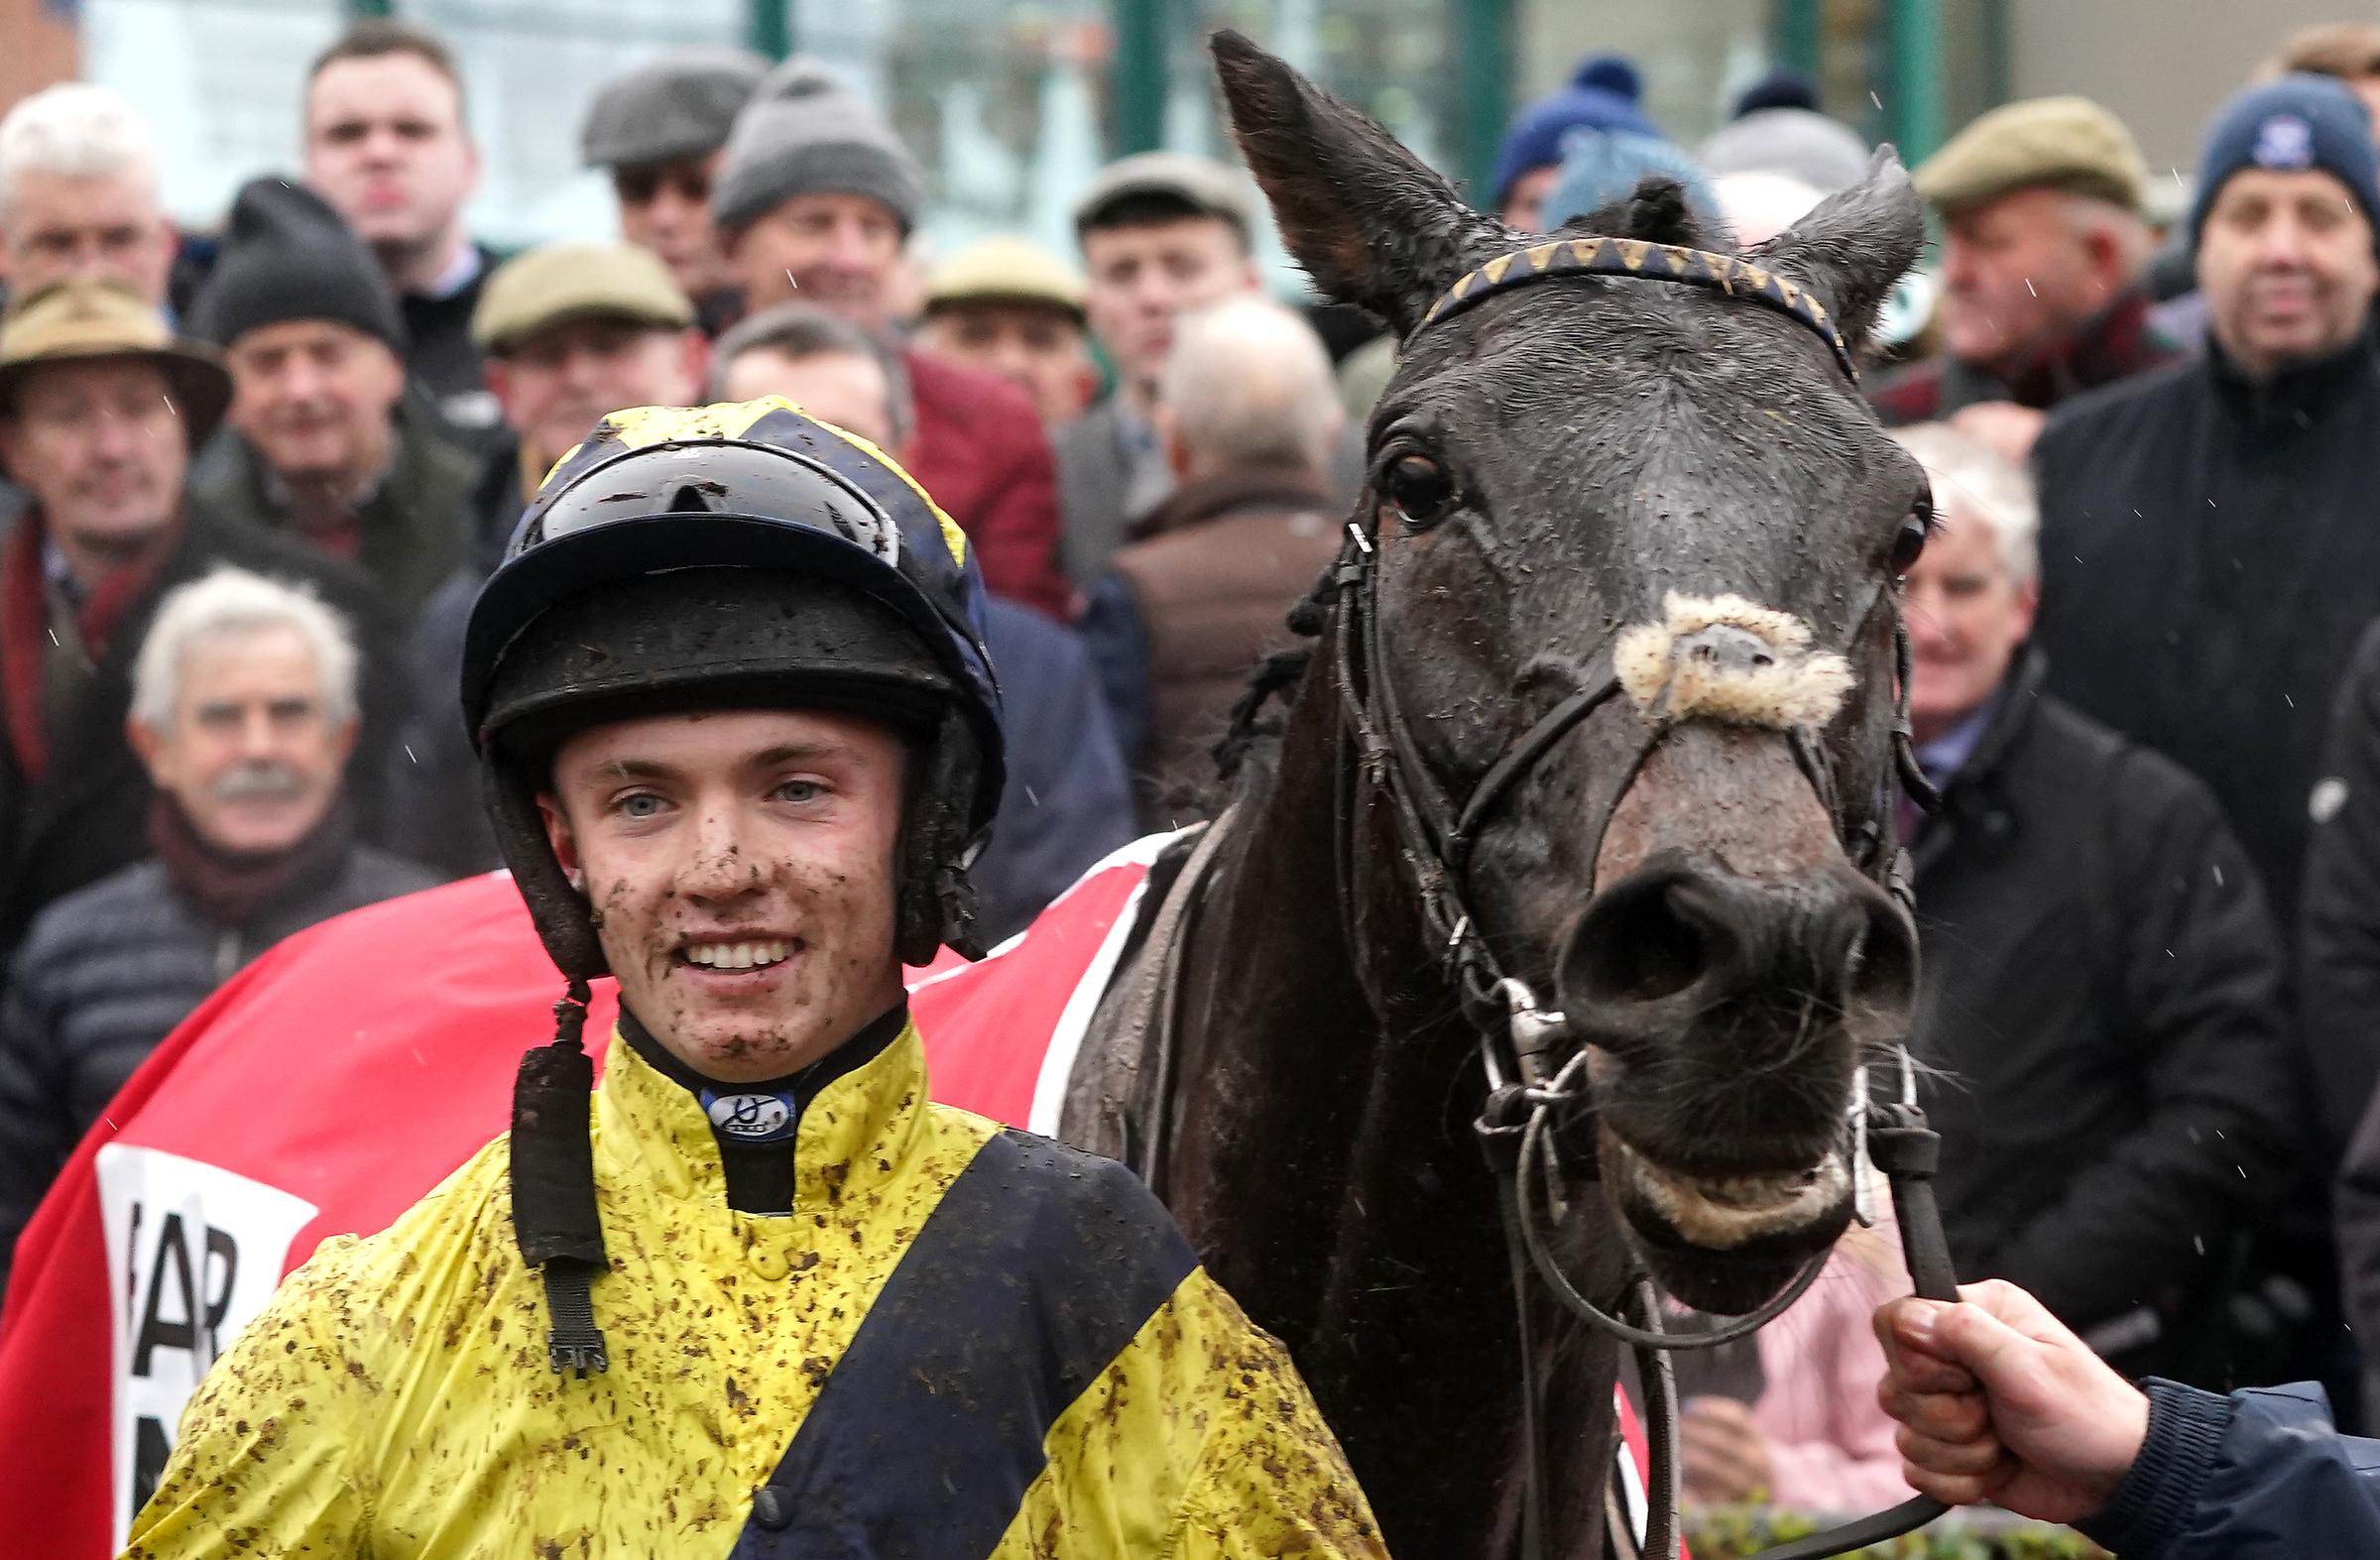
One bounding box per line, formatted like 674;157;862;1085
123;399;1384;1559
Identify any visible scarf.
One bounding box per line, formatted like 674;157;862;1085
147;788;355;930
0;515;170;782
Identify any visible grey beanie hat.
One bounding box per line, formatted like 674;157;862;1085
580;47;769;170
711;57;925;235
1699;108;1871;194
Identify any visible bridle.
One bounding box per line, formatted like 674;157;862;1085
1339;235;1962;1560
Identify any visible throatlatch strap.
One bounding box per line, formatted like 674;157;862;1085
510;985;612;1374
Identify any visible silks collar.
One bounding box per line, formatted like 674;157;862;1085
598;1004;923;1210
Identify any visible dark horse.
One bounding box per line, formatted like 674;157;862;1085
1062;35;1933;1560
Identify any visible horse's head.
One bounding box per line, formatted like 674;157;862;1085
1216;35;1927;1313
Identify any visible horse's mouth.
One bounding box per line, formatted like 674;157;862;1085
1608;1136;1848;1249
1600;1128;1853;1312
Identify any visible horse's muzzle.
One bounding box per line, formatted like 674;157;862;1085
1554;850;1918;1070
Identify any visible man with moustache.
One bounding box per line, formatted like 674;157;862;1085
127;399;1384;1557
0;566;429;1284
0;280;398;953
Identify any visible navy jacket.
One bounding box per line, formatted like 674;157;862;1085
0;845;435;1285
2081;1379;2380;1557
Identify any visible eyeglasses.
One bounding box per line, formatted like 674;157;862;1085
614;164;712;207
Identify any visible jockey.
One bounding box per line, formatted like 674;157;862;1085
124;399;1384;1558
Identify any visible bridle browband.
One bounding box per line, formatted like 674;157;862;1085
1332;240;1956;1560
1418;235;1862;383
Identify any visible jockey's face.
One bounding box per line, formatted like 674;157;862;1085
539;705;908;1083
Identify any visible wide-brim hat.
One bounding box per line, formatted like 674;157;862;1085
0;278;233;446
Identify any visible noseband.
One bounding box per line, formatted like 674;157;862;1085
1336;237;1959;1560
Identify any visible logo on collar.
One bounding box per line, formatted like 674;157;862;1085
703;1088;798;1143
2253;114;2316;171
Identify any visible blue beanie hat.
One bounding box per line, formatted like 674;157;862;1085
1492;56;1658;208
2189;73;2379;242
1540;128;1719;233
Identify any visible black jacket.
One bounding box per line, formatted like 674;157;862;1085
2031;330;2380;920
0;844;434;1284
1912;651;2300;1341
2300;619;2380;1166
0;508;411;954
185;396;481;621
402;244;507;456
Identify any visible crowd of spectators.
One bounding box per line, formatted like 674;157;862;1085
7;8;2380;1528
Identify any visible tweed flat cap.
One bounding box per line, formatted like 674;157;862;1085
1915;96;2148;215
472;243;695;355
581;48;770;171
923;236;1085;318
1072;152;1258;239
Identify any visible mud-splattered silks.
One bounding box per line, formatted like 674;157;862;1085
123;1021;1385;1559
729;1130;1193;1557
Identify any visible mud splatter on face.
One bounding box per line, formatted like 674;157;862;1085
552;708;910;1084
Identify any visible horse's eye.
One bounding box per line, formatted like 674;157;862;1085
1889;510;1930;574
1381;453;1457;529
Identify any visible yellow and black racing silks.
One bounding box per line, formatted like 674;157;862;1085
124;1023;1386;1558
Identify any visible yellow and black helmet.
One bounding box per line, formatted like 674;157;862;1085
461;398;1005;974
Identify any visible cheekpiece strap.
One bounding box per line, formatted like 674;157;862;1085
1413;236;1860;384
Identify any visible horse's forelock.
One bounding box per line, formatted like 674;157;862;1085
1555;178;1717;251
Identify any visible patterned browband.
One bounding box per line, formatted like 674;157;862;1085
1413;235;1860;384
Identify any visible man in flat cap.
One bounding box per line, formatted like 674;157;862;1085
473;241;705;549
708;56;1070;618
580;47;766;333
185;176;479;621
1057;153;1262;587
918;235;1096;429
383;242;708;881
1869;96;2178;464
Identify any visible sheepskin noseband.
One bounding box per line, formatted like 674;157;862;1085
1612;592;1852;729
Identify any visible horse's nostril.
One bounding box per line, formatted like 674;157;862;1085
1845;896;1919;1020
1561;868;1721;1011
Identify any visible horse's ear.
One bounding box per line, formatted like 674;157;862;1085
1752;148;1924;349
1211;29;1508;334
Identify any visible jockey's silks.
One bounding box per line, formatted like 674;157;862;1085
125;1023;1384;1559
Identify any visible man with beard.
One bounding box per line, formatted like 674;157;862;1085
0;565;429;1284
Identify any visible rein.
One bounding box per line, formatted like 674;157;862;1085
1358;238;1957;1560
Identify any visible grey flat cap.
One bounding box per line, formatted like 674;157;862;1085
1072;152;1259;239
581;47;770;171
